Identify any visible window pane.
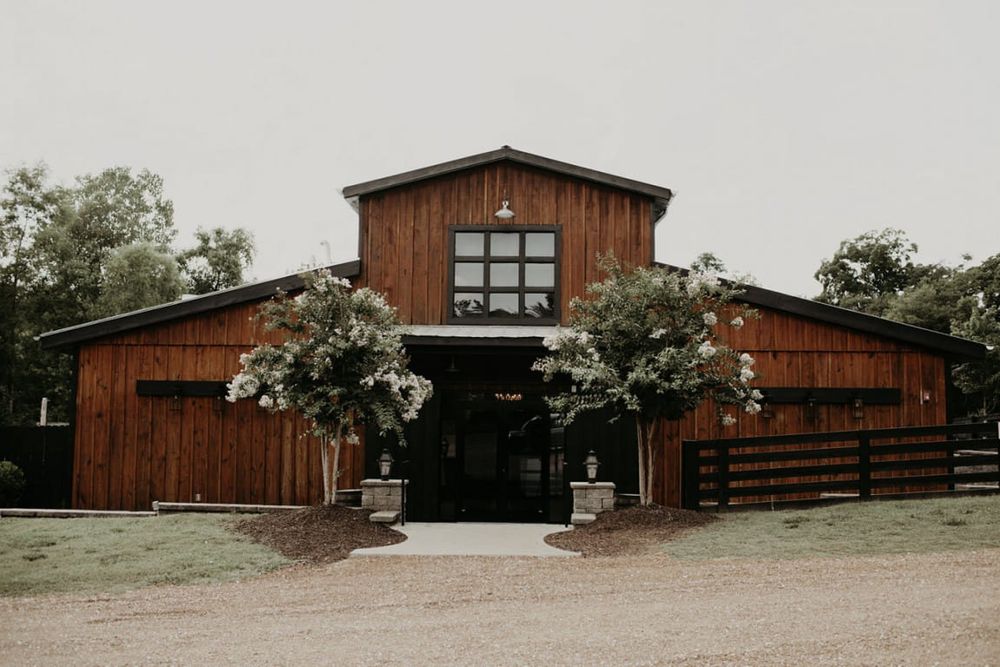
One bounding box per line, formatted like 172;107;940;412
454;262;483;287
525;232;555;257
524;263;554;288
453;293;484;317
489;293;518;317
524;293;555;318
455;232;484;256
490;233;519;257
489;262;519;287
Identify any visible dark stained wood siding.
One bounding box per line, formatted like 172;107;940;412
358;162;654;324
71;300;365;511
654;308;949;507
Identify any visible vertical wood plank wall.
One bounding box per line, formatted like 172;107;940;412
654;309;948;507
358;162;654;324
71;301;365;511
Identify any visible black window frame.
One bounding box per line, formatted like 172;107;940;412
447;225;561;325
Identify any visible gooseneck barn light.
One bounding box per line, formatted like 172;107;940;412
494;193;515;219
378;449;394;481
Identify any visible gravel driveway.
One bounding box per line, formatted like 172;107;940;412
2;549;999;665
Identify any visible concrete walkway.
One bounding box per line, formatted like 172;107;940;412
351;522;579;557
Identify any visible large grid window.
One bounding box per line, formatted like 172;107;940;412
449;226;559;323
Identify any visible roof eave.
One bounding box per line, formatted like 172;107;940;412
653;263;986;361
341;146;673;211
39;259;362;350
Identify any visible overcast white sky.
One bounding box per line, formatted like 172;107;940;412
2;1;997;297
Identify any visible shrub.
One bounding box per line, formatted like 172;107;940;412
0;460;27;506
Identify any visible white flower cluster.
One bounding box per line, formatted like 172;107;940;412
543;328;592;351
737;352;760;415
702;312;717;326
730;316;744;328
226;372;259;402
697;340;717;359
361;365;432;422
686;271;721;297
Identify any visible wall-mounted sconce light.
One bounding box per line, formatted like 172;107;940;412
921;389;932;404
494;192;515;220
805;397;817;422
852;397;864;420
761;403;775;419
170;395;182;412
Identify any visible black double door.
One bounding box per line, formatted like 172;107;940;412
439;393;564;522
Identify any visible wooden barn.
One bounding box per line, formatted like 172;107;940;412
40;147;988;519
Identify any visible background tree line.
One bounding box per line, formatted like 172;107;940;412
814;228;1000;417
0;164;255;426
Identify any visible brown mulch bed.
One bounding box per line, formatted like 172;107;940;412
233;505;406;564
545;505;718;557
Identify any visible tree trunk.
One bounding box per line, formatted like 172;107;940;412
319;434;330;505
645;418;658;507
635;415;659;507
330;422;343;504
636;415;648;506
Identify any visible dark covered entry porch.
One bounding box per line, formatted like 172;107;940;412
365;343;638;523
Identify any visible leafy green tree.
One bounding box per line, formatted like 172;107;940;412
965;253;1000;312
227;269;433;504
91;243;185;319
0;165;66;423
0;165;179;425
30;167;176;325
814;228;926;316
178;226;255;294
952;308;1000;415
883;264;978;334
532;255;760;506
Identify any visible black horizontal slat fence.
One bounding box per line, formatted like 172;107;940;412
682;422;1000;510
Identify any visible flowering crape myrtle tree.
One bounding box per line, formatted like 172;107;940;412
532;255;761;506
227;269;432;505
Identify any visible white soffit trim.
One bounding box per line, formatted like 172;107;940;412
403;325;558;339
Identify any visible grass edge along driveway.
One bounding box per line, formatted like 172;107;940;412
3;494;999;598
663;494;1000;560
0;513;289;597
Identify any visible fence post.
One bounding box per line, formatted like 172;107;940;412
717;444;730;511
681;441;700;510
858;432;871;500
995;422;1000;489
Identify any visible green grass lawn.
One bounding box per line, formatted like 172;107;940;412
664;494;1000;560
0;514;289;597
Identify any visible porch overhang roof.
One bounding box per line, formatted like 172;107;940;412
401;325;557;347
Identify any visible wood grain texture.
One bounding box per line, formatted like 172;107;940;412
71;300;365;510
360;162;653;325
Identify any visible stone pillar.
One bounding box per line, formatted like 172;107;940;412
570;481;616;525
361;479;408;523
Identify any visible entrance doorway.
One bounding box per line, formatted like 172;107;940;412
438;390;565;522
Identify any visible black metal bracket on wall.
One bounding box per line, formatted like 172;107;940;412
136;380;229;397
756;387;901;405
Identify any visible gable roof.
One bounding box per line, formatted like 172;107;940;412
655;262;985;360
38;260;361;350
341;146;674;222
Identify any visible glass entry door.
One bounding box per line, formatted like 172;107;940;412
439;392;563;522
